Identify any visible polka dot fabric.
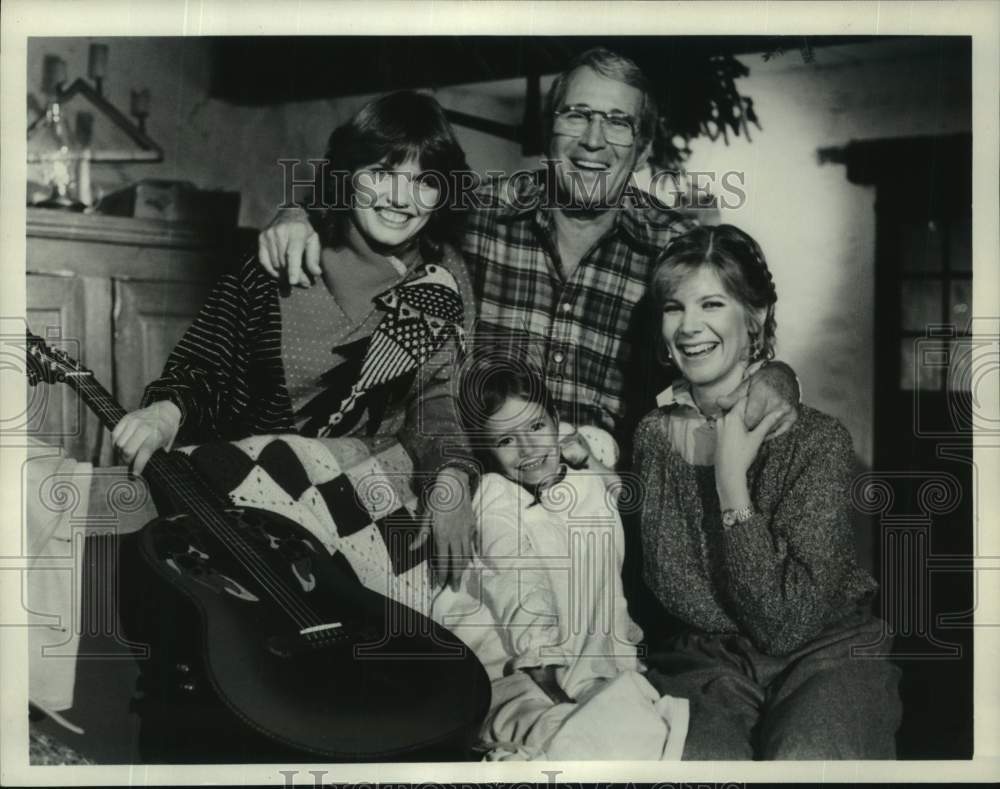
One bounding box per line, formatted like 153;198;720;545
280;283;380;417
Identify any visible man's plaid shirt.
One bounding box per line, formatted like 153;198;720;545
462;171;699;435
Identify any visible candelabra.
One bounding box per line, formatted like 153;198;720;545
27;44;163;210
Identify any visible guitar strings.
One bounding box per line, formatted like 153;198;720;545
150;457;325;629
141;457;322;629
75;376;326;630
42;344;340;639
154;466;361;643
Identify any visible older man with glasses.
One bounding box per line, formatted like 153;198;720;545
258;47;799;587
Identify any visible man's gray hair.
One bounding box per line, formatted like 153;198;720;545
544;47;659;151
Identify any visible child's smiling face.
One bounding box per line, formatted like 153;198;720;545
483;396;561;488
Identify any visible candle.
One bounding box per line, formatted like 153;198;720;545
53;58;67;88
88;43;108;80
131;88;150;117
76;112;94;147
42;55;67;96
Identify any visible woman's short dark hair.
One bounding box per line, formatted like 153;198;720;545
458;353;557;470
318;90;469;261
650;224;778;362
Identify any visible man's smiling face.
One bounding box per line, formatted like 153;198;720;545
548;66;649;211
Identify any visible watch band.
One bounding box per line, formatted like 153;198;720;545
722;505;755;528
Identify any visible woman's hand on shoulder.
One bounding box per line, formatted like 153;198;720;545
718;361;799;440
257;207;322;287
111;401;182;475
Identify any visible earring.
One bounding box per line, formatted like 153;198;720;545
659;343;675;367
749;334;762;362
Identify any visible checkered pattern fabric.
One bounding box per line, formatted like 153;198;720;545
463;171;698;433
180;434;433;615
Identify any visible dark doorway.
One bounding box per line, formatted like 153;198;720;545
833;133;974;758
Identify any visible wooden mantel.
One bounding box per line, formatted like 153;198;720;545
27;207;233;250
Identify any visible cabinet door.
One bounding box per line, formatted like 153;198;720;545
112;279;214;412
25;274;112;463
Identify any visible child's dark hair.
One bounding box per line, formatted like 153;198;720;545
458;354;558;470
317;91;469;261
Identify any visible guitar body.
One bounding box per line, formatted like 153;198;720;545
25;330;490;762
121;503;489;762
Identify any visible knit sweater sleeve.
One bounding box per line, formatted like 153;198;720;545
719;415;861;655
396;246;478;484
140;257;273;445
475;475;567;671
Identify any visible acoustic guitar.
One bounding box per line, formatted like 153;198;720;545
25;330;489;762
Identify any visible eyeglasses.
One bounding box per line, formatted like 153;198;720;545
553;104;637;146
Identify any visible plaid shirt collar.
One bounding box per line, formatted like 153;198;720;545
656;378;700;413
492;169;669;252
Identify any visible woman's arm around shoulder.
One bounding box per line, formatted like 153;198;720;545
400;245;480;588
397;244;477;477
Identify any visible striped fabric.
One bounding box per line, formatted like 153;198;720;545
462;171;698;435
141;249;476;480
142;256;292;442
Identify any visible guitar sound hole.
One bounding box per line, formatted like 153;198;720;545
160;530;189;555
175;554;201;573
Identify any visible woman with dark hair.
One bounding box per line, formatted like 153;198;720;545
113;91;479;580
315;90;468;261
635;224;902;759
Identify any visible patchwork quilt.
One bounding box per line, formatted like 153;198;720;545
180;434;435;616
174;425;619;619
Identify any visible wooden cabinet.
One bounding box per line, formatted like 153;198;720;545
112;280;216;413
24;273;102;464
26;209;236;465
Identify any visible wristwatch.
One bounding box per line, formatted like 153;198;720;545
722;505;755;528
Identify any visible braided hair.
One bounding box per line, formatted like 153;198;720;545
650;224;778;362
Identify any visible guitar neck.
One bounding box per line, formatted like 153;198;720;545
65;370;128;431
66;371;176;491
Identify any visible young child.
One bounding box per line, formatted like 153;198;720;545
432;357;688;761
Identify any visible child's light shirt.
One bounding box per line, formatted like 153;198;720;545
433;467;642;698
